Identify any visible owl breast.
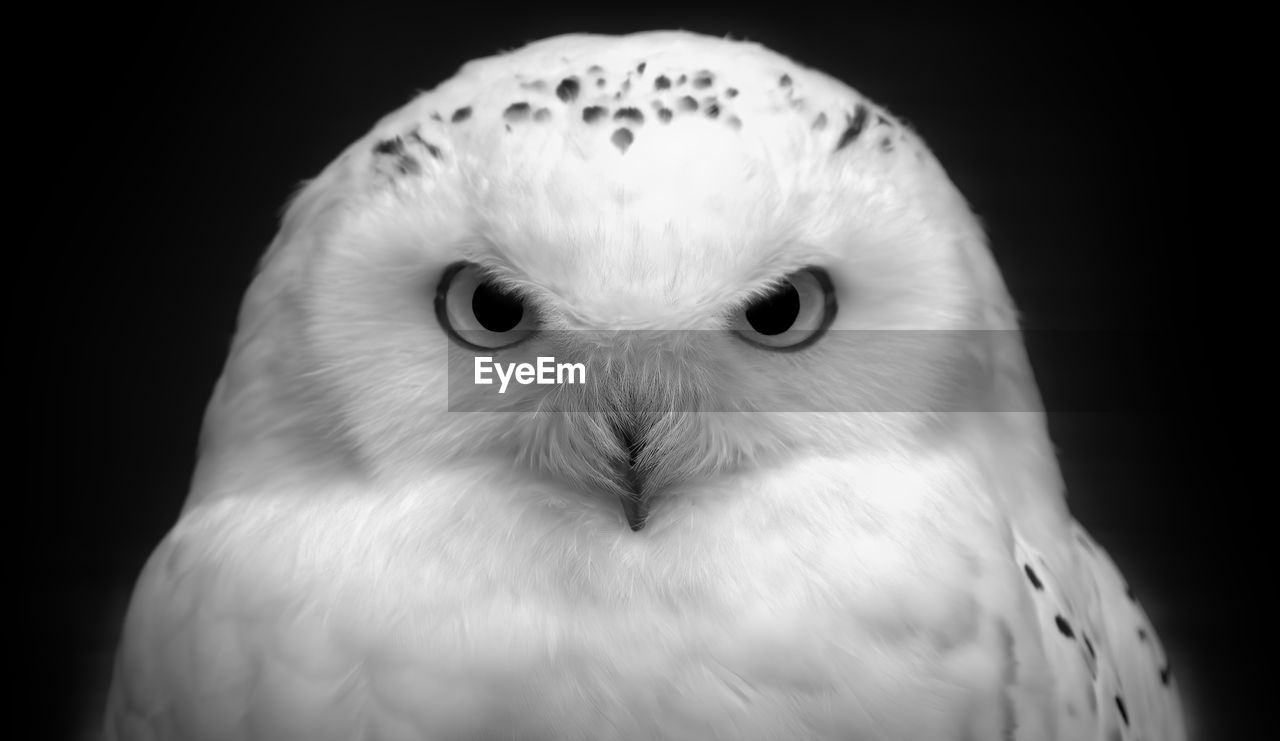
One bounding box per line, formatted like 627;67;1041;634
151;436;1033;740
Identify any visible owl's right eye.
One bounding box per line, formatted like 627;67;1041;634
435;262;537;350
731;268;837;351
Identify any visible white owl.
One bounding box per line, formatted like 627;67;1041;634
103;31;1185;740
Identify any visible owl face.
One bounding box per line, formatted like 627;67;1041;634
246;32;1009;531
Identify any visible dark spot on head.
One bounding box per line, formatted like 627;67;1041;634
621;79;631;94
657;108;673;123
812;112;828;131
779;73;792;87
677;96;697;112
1137;628;1148;642
1023;564;1043;590
693;71;714;88
1082;633;1096;660
637;61;646;74
430;112;442;122
587;65;603;74
597;78;606;88
725;87;738;98
582;106;607;123
835;104;869;152
1054;615;1074;639
503;102;531;122
1077;533;1094;552
373;137;404;156
613;107;644;124
1126;586;1135;601
1115;696;1129;727
704;102;720;119
876;113;890;126
373;137;423;175
880;136;894;152
677;74;687;85
655;75;671;90
726;115;741;130
408;131;442;159
555;77;580;102
1160;662;1172;685
534;107;551;122
451;107;472;123
610;127;634;153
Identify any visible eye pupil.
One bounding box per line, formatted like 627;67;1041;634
745;282;800;335
472;281;524;332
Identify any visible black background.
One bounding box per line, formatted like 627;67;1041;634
31;5;1243;740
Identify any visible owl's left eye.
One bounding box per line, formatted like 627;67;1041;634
731;268;837;351
435;262;537;350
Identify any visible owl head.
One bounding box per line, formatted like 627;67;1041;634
188;31;1051;532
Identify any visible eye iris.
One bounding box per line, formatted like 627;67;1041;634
472;282;524;332
745;282;800;335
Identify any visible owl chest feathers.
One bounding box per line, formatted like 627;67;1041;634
143;442;1051;740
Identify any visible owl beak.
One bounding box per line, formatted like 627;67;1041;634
613;423;649;531
619;486;648;532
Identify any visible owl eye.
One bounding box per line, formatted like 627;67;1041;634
435;262;537;350
732;268;837;351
